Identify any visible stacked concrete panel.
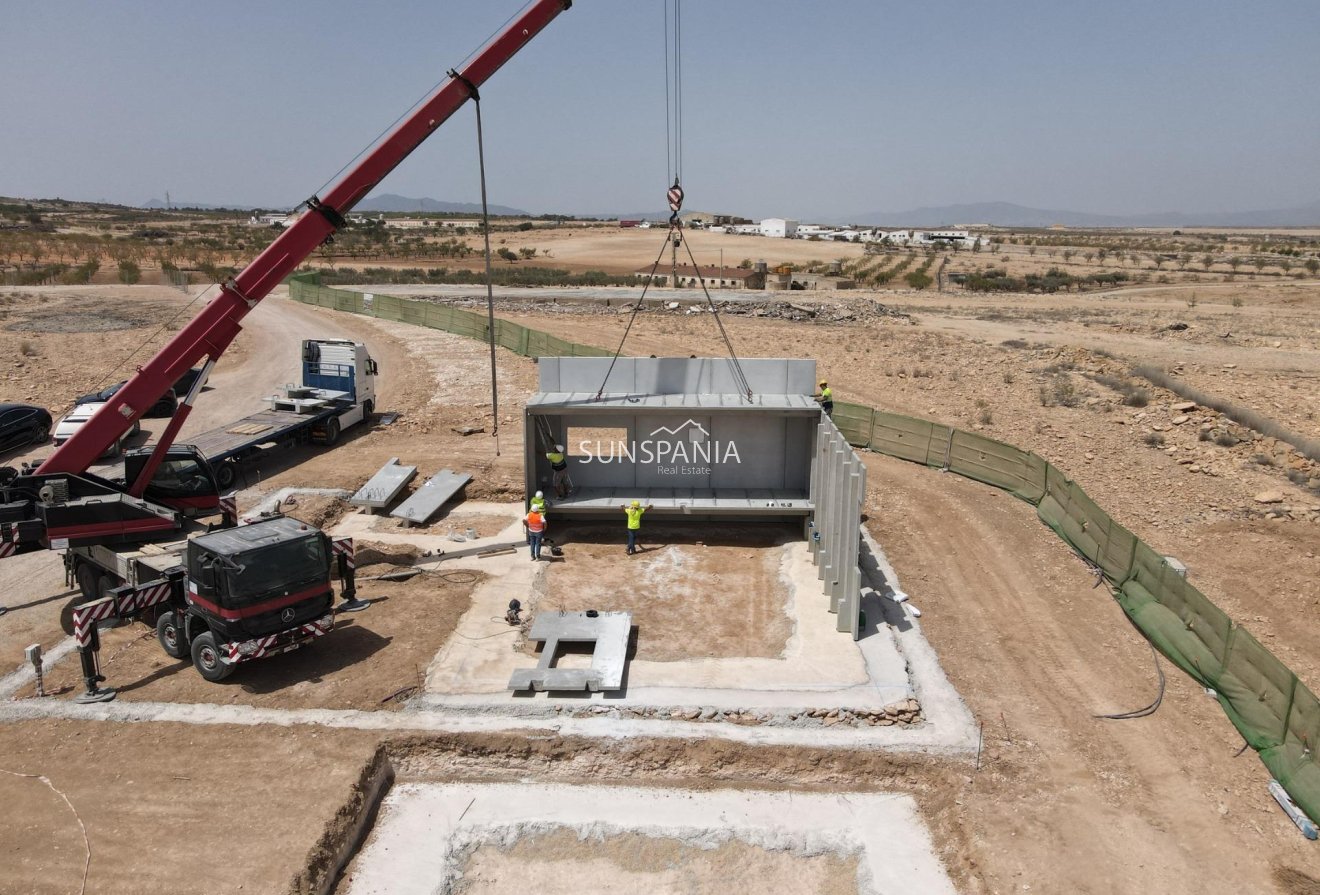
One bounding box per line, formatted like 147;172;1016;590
809;415;866;640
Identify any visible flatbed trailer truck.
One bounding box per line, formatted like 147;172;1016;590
188;338;378;490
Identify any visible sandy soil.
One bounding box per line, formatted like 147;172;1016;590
537;522;797;662
862;454;1318;894
15;564;483;712
0;719;380;895
455;829;859;895
18;568;481;711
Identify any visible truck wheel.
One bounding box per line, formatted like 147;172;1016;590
190;632;234;682
75;563;100;600
156;611;188;659
214;461;237;490
320;418;341;446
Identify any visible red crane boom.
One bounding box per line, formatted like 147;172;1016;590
39;0;570;477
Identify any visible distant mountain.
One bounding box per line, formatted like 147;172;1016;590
847;199;1320;229
356;193;528;216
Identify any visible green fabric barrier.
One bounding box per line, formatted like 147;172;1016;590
1219;627;1295;749
1261;682;1320;824
870;411;952;467
286;270;1320;825
947;430;1047;503
831;401;873;448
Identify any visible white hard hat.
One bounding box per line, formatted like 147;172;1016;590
535;490;543;499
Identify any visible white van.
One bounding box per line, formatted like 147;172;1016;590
54;402;140;457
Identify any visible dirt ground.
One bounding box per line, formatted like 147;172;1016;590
454;829;860;895
0;719;380;895
18;567;481;711
862;454;1318;894
536;522;796;662
3;252;1320;894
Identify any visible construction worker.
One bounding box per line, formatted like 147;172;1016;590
546;444;572;499
815;380;834;416
524;507;546;561
620;499;653;555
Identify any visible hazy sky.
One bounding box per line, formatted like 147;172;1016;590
3;1;1317;220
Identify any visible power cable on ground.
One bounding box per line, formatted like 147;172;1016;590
0;767;91;895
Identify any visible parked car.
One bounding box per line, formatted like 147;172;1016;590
0;403;52;453
74;381;178;418
54;402;140;457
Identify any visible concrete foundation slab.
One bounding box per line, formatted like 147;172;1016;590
344;782;957;895
349;457;417;512
389;468;471;526
508;610;631;692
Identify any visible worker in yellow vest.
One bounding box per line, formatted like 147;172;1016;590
524;508;546;561
546;444;572;498
815;380;834;416
529;490;548;516
620;499;653;555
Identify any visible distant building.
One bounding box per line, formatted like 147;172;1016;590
759;218;799;238
634;265;765;290
248;213;290;228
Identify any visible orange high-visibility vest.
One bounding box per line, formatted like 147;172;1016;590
526;511;546;533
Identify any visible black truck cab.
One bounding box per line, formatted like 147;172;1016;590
181;516;334;678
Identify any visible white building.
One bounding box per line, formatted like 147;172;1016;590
759;218;799;238
248;213;290;228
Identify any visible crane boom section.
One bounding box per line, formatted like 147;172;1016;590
39;0;570;475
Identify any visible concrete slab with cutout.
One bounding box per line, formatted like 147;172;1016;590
508;610;632;693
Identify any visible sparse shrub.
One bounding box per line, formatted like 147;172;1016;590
1133;363;1320;462
1123;388;1149;408
1039;374;1078;407
1143;432;1166;447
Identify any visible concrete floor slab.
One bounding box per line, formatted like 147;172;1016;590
344;782;957;895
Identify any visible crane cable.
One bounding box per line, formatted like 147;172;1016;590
596;0;753;401
451;70;501;456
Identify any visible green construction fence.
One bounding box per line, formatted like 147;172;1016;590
288;272;1319;825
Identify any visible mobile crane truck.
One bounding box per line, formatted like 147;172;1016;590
0;0;572;695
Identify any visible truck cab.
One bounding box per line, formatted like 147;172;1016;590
123;445;220;515
297;338;377;421
181;516;335;680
